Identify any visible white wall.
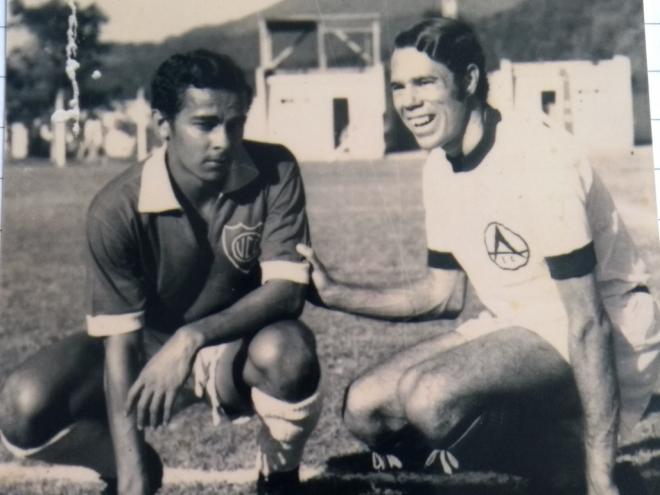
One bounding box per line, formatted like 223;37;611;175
245;66;386;161
489;57;634;151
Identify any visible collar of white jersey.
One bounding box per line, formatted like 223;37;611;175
137;144;259;213
445;106;501;173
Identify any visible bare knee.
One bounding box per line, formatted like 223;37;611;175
342;376;392;447
398;367;437;434
399;367;469;442
396;365;423;404
246;320;320;401
342;378;371;440
0;370;55;448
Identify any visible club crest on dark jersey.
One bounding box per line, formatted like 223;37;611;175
484;222;530;270
221;222;263;273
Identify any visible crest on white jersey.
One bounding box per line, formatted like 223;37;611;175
221;222;263;273
484;222;530;270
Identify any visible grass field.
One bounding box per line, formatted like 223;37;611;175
2;148;660;494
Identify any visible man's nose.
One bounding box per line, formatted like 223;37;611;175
209;125;230;149
401;86;422;108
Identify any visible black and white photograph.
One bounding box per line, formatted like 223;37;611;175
1;0;660;494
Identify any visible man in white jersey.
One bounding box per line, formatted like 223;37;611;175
297;17;660;494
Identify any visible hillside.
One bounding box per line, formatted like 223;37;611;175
95;0;650;142
98;0;523;99
478;0;650;141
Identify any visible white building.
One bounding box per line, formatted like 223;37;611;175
245;14;387;161
489;56;635;151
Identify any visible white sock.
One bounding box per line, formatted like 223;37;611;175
252;385;323;476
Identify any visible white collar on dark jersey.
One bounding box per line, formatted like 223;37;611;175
137;143;259;213
138;146;180;213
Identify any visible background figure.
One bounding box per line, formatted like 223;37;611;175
78;111;105;164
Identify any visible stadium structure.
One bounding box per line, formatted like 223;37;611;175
489;57;635;151
244;14;388;161
243;12;635;162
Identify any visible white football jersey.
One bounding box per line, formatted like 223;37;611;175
423;110;653;356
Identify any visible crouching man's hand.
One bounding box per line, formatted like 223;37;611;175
126;328;201;429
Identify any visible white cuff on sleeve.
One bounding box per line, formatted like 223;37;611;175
86;311;144;337
261;260;309;285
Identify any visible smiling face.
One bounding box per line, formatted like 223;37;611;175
390;47;471;153
160;86;248;186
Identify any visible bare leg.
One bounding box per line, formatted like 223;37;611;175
210;319;321;414
399;327;579;443
208;319;321;484
243;319;320;400
398;327;584;490
342;330;468;447
0;333;116;476
341;325;585;490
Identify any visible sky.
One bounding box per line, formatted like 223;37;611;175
20;0;284;43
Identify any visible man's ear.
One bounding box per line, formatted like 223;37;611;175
153;109;171;141
464;63;480;97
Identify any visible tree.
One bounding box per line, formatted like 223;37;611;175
7;0;109;124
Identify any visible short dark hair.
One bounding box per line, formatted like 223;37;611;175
394;18;489;102
150;49;253;120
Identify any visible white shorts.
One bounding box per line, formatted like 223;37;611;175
455;311;569;359
143;331;251;427
192;343;252;426
606;290;660;442
455;290;660;443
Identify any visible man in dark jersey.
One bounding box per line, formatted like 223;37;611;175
0;49;322;495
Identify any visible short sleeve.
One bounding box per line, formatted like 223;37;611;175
259;157;310;285
85;206;146;336
423;156;460;270
425;209;454;253
425;209;460;269
536;156;596;279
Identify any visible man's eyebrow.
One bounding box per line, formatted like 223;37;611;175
191;115;220;121
412;75;438;82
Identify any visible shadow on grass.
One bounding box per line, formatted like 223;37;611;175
620;437;660;495
311;450;651;495
304;451;528;495
304;474;528;495
618;396;660;494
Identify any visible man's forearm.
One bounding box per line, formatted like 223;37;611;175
322;283;432;319
104;334;149;487
568;310;619;491
180;279;306;349
322;272;466;321
298;244;465;321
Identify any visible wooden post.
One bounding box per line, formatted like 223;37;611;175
258;17;272;68
440;0;458;18
317;20;327;69
134;88;150;161
253;66;269;139
372;19;381;66
52;90;67;167
126;87;152;161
